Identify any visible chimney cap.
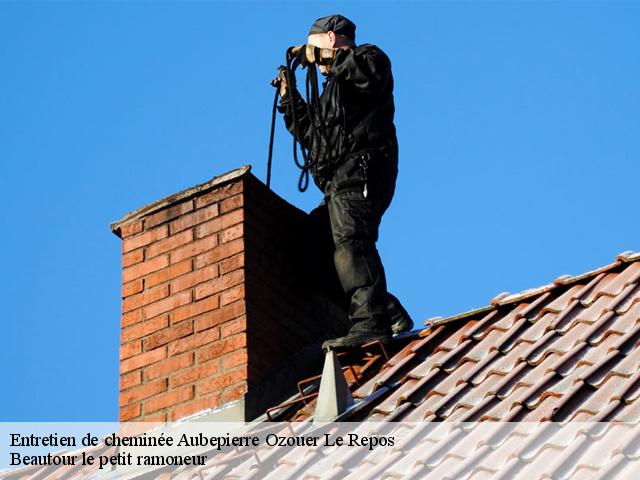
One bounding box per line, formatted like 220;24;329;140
110;165;252;236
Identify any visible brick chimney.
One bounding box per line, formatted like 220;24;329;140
111;166;349;422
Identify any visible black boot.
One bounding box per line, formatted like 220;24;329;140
322;318;391;352
322;331;391;352
387;293;414;334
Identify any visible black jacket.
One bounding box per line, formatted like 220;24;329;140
279;43;398;192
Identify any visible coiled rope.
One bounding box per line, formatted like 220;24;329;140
267;48;331;192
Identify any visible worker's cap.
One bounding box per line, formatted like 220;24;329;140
308;14;356;41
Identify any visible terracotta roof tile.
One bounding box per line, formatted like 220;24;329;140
372;378;419;414
485;304;528;332
516;313;554;344
574;377;628;416
403;348;449;379
620;372;640;404
604;266;637;293
508;443;566;479
464;349;503;385
615;285;640;314
462;331;503;363
445;404;473;421
541;284;586;314
575;295;613;323
607;301;640;334
434;323;477;352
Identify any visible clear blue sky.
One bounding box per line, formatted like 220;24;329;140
1;2;638;421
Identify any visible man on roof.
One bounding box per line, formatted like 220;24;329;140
276;14;413;350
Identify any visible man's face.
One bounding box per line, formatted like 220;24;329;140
307;33;333;49
307;33;334;75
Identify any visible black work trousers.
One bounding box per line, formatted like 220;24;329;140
309;149;405;335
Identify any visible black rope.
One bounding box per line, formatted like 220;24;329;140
266;87;278;190
267;48;331;192
286;50;314;191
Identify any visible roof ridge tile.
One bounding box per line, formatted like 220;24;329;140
435;253;638;328
617;251;640;262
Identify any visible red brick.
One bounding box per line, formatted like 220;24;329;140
219;253;244;275
122;279;144;298
195;301;246;332
120;370;142;391
170;394;220;421
170;328;221;356
220;315;247;338
222;349;248;370
171;235;218;263
119;379;166;406
173;295;220;324
144;385;194;413
145;352;194;380
123;254;169;283
171;361;220;388
146;229;194;259
121;347;166;374
120;340;142;360
199;368;247;395
120;403;141;421
122;309;143;328
221;284;245;306
195;182;243;209
123;225;168;253
122;285;169;313
122;249;144;268
119;220;143;238
193;238;244;269
169;204;219;234
144;290;192;319
195;210;243;239
121;316;169;343
197;334;247;363
145;260;193;288
170;264;219;293
194;269;244;301
219;194;243;213
219;223;243;244
221;382;248;403
142;412;167;422
143;321;194;351
145;201;194;228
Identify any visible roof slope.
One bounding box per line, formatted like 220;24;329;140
353;251;640;423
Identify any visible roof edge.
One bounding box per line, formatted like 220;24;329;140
110;165;252;235
427;250;640;328
429;305;494;327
